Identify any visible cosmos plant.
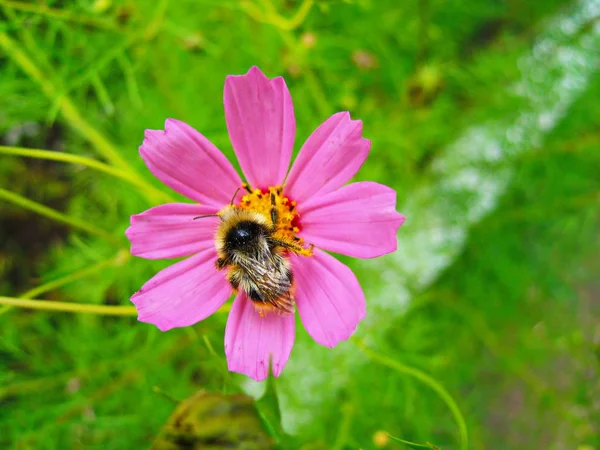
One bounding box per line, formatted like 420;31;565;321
126;67;405;381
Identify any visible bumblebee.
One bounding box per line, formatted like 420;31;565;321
197;188;311;315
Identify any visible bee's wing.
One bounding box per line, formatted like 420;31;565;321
237;253;294;314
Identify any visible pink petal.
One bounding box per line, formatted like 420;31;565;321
285;112;370;204
126;203;220;260
298;182;405;259
224;291;295;381
291;250;366;348
131;248;231;331
224;66;295;188
140;119;242;206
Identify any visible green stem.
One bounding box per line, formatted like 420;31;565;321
152;386;182;404
269;6;328;117
1;4;55;75
1;145;132;181
0;188;120;245
117;54;144;109
26;252;128;300
0;31;162;205
0;32;124;168
0;296;232;317
0;146;173;202
0;251;128;316
0;296;138;316
387;435;439;449
356;340;468;450
55;35;138;103
0;249;129;316
247;0;314;31
303;68;333;117
144;0;171;39
0;0;118;30
332;403;354;450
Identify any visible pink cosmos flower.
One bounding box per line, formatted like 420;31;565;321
126;67;405;381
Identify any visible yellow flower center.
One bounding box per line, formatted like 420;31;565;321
238;184;313;257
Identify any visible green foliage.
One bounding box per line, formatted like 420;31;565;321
1;0;599;449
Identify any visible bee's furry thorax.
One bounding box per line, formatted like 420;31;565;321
215;207;270;253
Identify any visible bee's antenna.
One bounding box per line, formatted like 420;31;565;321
193;214;220;220
230;186;243;205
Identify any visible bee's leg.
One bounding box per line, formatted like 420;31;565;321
247;287;264;302
268;237;313;256
269;238;297;251
227;267;241;293
216;257;229;270
270;191;278;227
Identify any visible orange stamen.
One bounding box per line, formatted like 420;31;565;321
238;185;312;256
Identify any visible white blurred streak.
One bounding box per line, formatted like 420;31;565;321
245;0;600;433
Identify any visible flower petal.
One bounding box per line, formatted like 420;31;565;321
291;250;366;348
224;66;295;188
285;112;370;203
224;292;295;381
140;119;242;206
298;182;405;259
131;248;231;331
126;203;220;260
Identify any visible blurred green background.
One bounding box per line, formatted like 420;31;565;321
1;0;599;449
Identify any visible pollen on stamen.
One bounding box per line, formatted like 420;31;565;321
237;184;312;256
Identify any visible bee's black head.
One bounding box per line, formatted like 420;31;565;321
225;220;267;253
